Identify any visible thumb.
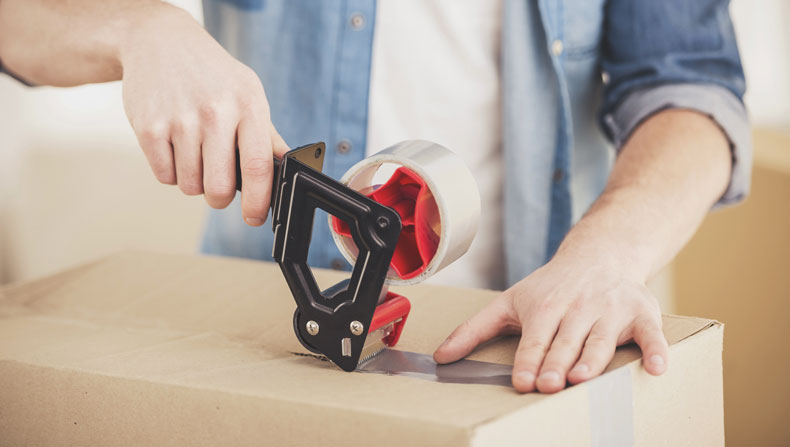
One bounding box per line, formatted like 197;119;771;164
270;123;290;158
433;296;517;364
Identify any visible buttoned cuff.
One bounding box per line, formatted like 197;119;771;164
602;83;752;207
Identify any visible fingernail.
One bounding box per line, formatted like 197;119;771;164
515;371;535;385
539;371;560;383
648;355;665;367
571;363;589;374
244;217;264;226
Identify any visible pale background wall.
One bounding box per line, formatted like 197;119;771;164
0;1;205;284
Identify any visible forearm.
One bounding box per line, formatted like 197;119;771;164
0;0;191;86
554;109;732;281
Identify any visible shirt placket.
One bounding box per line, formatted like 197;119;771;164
315;0;378;269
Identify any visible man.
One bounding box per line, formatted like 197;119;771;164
0;0;749;393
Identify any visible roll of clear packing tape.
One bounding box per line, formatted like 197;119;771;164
329;140;480;286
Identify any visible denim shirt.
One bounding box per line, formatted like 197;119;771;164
200;0;750;287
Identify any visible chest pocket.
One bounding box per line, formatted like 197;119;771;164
561;0;606;59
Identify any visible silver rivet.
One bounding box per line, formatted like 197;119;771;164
306;320;319;335
350;14;365;29
551;39;563;56
336;140;352;153
341;337;352;356
601;71;610;85
350;320;364;336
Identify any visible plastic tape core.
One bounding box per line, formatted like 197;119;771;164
328;140;480;286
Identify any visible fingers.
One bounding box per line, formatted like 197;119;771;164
631;315;669;375
135;105;280;219
201;114;237;209
535;314;595;393
237;112;273;226
171;118;203;195
567;318;619;385
433;296;517;364
512;310;562;393
136;124;176;185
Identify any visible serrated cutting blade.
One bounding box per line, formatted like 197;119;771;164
356;322;396;368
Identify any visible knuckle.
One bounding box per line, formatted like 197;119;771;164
567;296;587;314
551;336;577;351
198;103;222;126
171;116;198;138
204;182;235;200
241;156;273;179
153;165;175;185
178;180;204;196
517;336;548;356
584;333;611;349
138;122;169;146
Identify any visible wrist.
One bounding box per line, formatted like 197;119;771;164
116;2;199;72
551;195;661;282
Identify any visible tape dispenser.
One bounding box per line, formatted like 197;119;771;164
236;140;480;371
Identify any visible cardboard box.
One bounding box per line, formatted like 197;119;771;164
673;128;790;446
0;252;723;446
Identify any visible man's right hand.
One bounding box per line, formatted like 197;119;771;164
120;4;288;225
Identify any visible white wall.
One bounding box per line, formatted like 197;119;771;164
0;1;205;283
731;0;790;128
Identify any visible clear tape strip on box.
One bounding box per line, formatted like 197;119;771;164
359;348;635;445
357;349;513;387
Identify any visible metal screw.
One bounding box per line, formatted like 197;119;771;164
377;216;389;229
306;320;320;336
314;147;322;158
350;320;364;336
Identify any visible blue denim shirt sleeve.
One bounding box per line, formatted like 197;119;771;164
599;0;750;206
603;84;751;207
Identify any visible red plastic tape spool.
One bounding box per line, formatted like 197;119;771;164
331;167;441;280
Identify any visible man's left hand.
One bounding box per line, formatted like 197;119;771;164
433;250;669;393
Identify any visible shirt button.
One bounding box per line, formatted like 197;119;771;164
330;258;346;270
601;71;610;85
350;14;365;30
553;168;564;183
336;140;352;154
551;39;564;56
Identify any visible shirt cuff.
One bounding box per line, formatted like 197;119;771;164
602;83;752;208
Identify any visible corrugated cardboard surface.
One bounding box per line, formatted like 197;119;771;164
0;252;723;446
674;130;790;447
